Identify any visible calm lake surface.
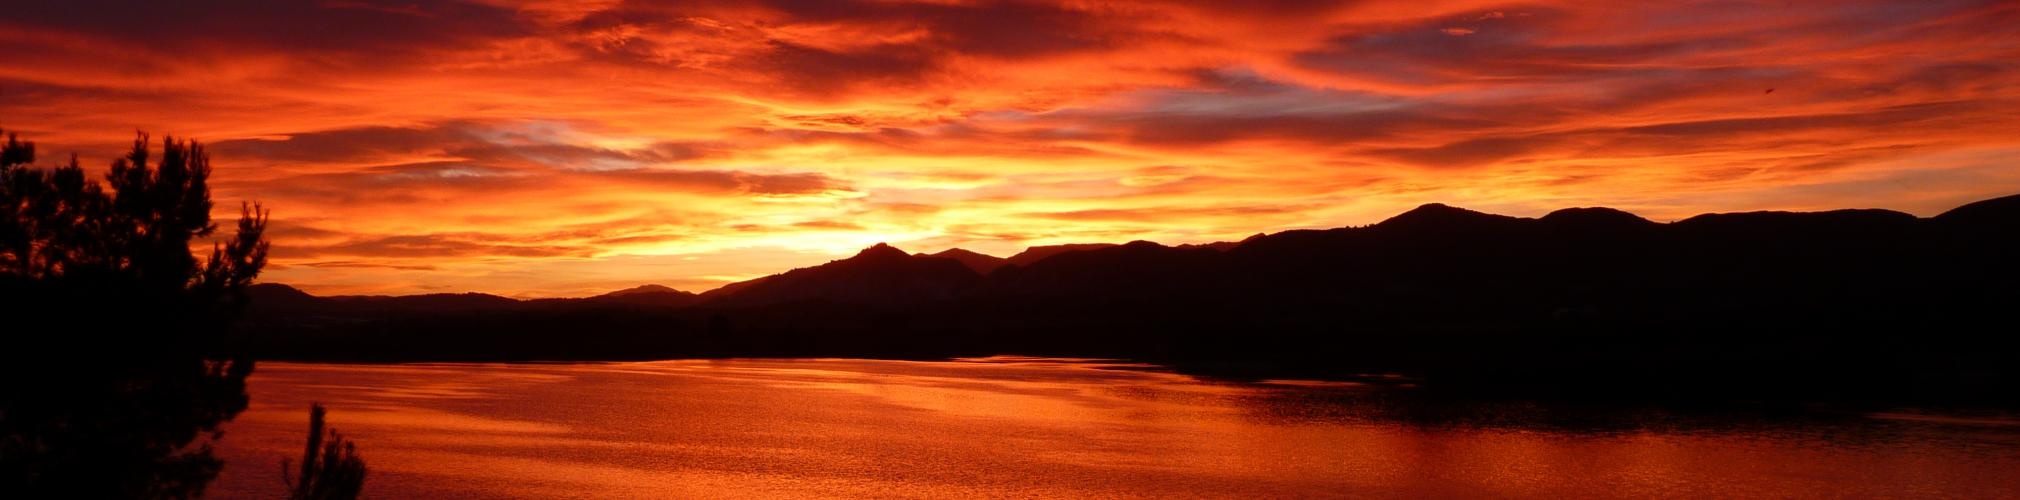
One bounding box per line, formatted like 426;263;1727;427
210;358;2020;498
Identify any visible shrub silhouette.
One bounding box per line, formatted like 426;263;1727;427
1;130;270;497
282;404;367;500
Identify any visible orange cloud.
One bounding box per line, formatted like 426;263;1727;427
4;0;2017;296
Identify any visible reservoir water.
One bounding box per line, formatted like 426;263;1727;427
209;358;2020;498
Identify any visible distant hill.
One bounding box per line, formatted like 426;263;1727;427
1370;202;1527;236
701;243;981;307
601;284;683;297
246;282;698;317
535;284;699;308
246;285;521;315
922;248;1008;275
1536;206;1656;229
1176;240;1242;251
239;193;2020;405
1935;192;2020;238
246;283;319;307
1004;243;1117;267
982;241;1225;300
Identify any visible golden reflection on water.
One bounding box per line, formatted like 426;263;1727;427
210;358;2020;498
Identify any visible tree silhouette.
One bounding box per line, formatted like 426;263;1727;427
282;404;367;500
1;130;270;497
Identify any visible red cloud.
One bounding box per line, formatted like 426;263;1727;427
3;0;2016;295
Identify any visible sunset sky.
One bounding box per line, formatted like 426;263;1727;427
4;0;2017;296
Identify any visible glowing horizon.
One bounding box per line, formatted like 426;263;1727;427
5;0;2017;297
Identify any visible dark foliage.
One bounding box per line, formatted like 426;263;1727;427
1;130;269;497
282;404;366;500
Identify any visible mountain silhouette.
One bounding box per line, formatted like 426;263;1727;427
542;284;699;308
247;282;322;308
983;240;1225;300
1935;192;2020;223
245;282;699;316
922;248;1008;274
1175;240;1242;251
1935;192;2020;239
701;243;981;307
1003;243;1117;267
1372;202;1527;235
601;284;683;296
332;291;517;314
1536;207;1657;230
246;284;520;315
237;193;2020;404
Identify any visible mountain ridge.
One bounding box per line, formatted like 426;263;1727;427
258;193;2020;305
237;192;2020;403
